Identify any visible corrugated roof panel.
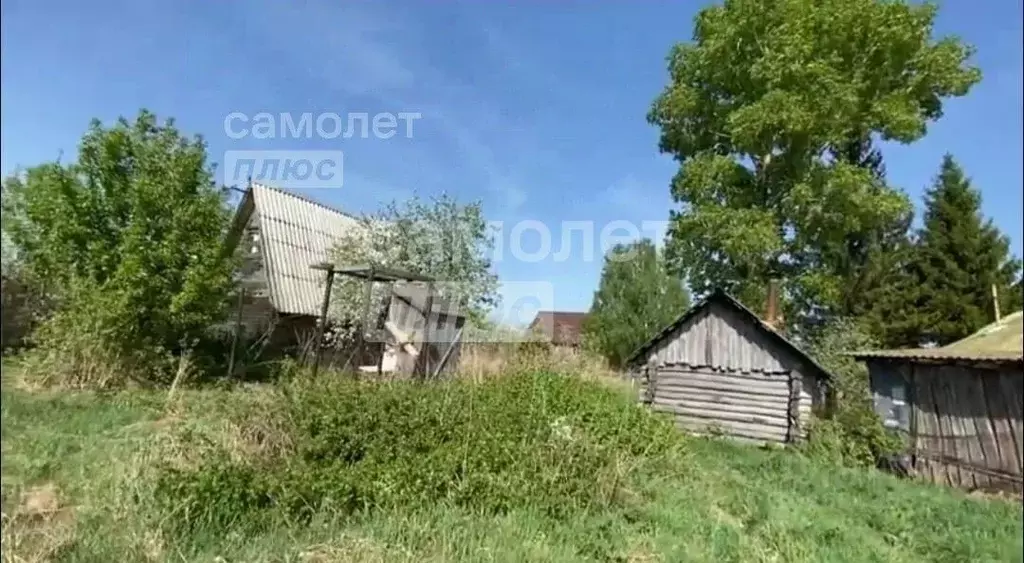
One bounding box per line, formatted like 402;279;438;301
852;311;1023;364
250;184;362;316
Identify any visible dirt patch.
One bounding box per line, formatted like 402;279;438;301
297;537;397;563
2;483;76;563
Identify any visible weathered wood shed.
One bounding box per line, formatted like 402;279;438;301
852;311;1023;493
625;290;832;444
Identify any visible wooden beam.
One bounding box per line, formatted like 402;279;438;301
421;282;435;378
333;264;435;282
311;266;335;378
431;327;464;378
227;288;245;378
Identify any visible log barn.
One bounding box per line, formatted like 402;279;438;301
853;311;1023;493
626;289;832;445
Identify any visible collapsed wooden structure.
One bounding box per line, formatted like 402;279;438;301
853;312;1023;493
310;264;466;378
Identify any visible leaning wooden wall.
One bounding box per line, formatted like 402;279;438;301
904;363;1023;493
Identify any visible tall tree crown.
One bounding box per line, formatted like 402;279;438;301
583;239;690;368
649;0;982;331
910;154;1022;344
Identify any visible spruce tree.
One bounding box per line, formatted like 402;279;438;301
583;239;690;368
910;154;1021;345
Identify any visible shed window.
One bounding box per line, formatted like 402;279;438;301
871;369;910;432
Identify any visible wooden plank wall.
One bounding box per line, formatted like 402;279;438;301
909;363;1023;493
649;364;800;444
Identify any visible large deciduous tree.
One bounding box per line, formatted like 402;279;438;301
648;0;981;331
904;155;1022;345
583;239;690;368
2;110;235;378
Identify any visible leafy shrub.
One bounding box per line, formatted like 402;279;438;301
0;271;49;353
3;110;235;386
804;319;903;468
154;372;683;537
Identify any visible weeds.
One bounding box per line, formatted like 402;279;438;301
154;372;682;539
2;365;1021;562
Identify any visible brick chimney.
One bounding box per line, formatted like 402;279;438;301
764;279;783;331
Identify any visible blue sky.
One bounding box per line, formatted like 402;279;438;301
2;0;1021;325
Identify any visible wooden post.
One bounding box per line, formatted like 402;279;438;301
787;372;803;444
432;326;464;378
377;285;393;376
227;287;246;378
421;282;435;379
908;363;918;469
644;359;658;405
992;284;1001;322
311;267;335;378
353;266;375;377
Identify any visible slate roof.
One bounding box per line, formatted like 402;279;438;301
624;290;833;380
230;183;363;317
852;311;1023;363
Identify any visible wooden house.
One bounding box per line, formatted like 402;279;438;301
224;182;363;343
852;312;1023;493
625;289;832;445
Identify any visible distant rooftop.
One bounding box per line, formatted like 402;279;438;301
528;311;588;347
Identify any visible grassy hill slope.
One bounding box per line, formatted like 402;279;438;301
2;371;1021;563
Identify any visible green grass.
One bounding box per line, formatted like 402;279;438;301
2;371;1021;563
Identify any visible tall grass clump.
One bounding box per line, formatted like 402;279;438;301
153;372;683;539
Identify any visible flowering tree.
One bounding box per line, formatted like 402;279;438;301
328;194;499;341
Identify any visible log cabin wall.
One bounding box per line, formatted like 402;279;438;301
866;359;1023;493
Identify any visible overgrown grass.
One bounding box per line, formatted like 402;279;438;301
2;364;1021;562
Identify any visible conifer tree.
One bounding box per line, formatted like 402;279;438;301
909;154;1021;345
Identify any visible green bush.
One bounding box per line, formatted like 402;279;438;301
804;319;903;468
3;111;236;386
154;372;683;537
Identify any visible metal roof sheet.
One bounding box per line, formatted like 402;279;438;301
249;183;362;316
852;311;1023;363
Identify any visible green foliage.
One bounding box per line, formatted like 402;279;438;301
896;155;1022;346
2;110;235;382
154;372;682;538
4;375;1022;562
649;0;981;331
328;194;499;338
804;318;902;468
583;239;690;368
